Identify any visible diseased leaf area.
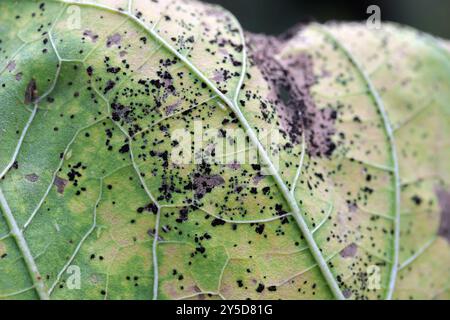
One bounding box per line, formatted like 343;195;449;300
0;0;449;300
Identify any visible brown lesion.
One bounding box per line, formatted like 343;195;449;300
25;173;39;182
193;174;225;198
435;186;450;243
53;176;68;194
246;28;337;158
83;30;99;43
24;78;38;104
106;33;121;47
6;60;16;72
339;242;357;258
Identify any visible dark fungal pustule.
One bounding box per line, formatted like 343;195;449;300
86;66;93;76
255;224;265;235
118;143;130;154
255;283;265;293
137;202;158;214
176;207;190;223
211;218;226;227
247;29;337;158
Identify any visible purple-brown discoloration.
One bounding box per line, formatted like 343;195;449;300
25;173;39;182
83;30;99;43
436;187;450;242
54;176;68;194
106;33;122;47
247;29;337;158
24;78;38;104
340;243;358;258
193;174;225;198
6;60;16;72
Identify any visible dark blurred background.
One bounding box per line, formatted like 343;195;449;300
203;0;450;38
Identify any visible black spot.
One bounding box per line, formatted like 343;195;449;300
411;195;422;206
255;224;265;234
211;218;226;227
119;144;130;153
86;66;94;76
256;283;265;293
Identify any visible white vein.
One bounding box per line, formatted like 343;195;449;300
196;206;292;224
399;237;436;270
290;133;306;194
23;117;108;230
0;104;38;180
48;179;103;295
315;25;401;300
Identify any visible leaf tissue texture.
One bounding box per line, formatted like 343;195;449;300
0;0;449;300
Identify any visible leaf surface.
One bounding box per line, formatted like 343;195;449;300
0;0;449;300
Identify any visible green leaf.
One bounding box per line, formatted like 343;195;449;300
0;0;449;300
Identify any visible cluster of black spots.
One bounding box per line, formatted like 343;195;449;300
60;162;87;196
155;173;184;203
254;224;265;235
189;233;213;260
149;150;169;168
111;102;131;123
175;207;190;223
118;143;130;153
261;186;270;195
190;162;224;199
125;275;140;287
89;253;104;262
107;66;121;74
171;269;185;284
211;218;225;227
136;202;158;214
